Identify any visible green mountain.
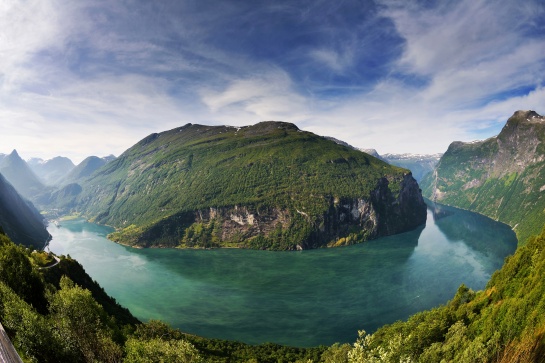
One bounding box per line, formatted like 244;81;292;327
60;155;112;185
53;121;426;250
28;156;75;186
420;110;545;244
0;150;45;200
0;173;50;249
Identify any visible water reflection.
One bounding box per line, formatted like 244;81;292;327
428;201;454;221
47;204;516;347
427;200;515;264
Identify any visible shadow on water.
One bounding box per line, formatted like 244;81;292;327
124;221;424;345
135;223;423;287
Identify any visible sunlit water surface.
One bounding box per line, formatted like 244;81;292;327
48;202;517;347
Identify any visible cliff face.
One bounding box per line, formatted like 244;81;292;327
50;120;427;250
110;173;426;250
420;110;545;243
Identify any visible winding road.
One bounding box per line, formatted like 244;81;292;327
38;254;61;270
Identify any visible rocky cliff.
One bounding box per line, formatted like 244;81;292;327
420;110;545;243
49;121;427;250
108;172;426;249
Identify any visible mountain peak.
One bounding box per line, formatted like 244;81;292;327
501;110;545;137
253;121;299;130
241;121;299;136
0;149;44;199
512;110;542;119
52;120;427;250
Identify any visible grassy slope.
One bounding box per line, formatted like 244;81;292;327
71;122;408;247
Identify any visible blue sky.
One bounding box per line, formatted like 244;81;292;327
1;0;544;163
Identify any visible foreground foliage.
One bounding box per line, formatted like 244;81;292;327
4;219;545;362
0;230;325;362
321;225;545;362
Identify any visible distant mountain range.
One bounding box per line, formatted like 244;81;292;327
47;121;426;250
382;153;442;182
421;110;545;243
324;136;441;182
0;150;117;203
61;155;115;185
28;156;75;186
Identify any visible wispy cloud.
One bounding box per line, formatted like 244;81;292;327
0;0;543;162
199;70;310;124
304;0;545;152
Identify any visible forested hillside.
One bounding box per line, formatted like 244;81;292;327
0;230;326;362
50;121;426;250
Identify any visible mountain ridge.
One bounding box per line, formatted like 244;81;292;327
60;155;115;185
421;110;545;243
49;121;427;250
28;156;75;186
0;150;44;200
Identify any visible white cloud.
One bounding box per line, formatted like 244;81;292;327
305;0;545;153
0;0;543;162
0;0;68;90
0;73;197;163
309;47;354;73
199;70;310;124
383;0;529;75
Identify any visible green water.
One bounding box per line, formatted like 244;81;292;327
48;202;517;347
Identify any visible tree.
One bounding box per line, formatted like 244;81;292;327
0;243;46;311
49;276;122;362
124;337;202;363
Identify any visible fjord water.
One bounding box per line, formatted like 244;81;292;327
48;202;516;347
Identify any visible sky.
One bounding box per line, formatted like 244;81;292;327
1;0;544;164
